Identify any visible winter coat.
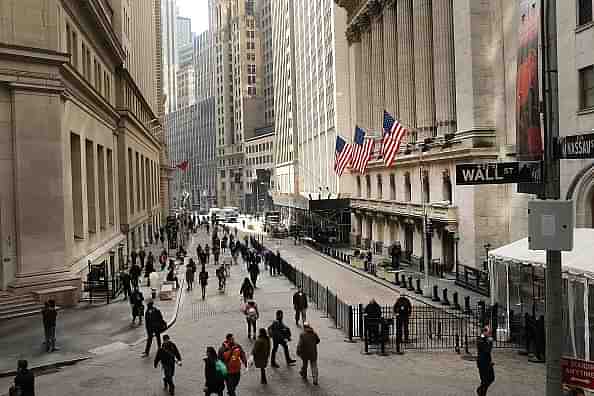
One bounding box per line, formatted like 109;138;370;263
199;271;208;285
268;320;291;343
204;358;225;392
185;267;193;282
252;335;271;368
145;307;165;333
240;282;254;299
297;327;320;361
393;296;412;318
14;369;35;396
293;291;308;311
154;341;182;369
42;307;57;328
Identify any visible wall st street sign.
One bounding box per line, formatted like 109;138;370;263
557;132;594;159
456;161;542;185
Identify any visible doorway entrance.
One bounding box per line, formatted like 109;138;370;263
442;232;455;272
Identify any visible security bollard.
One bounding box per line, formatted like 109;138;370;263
442;288;450;306
464;296;472;314
453;292;461;310
415;279;422;295
400;274;407;288
407;276;415;291
432;285;440;302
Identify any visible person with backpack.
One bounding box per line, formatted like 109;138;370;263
199;264;209;299
252;328;271;385
239;278;254;303
218;334;247;396
130;289;144;325
154;334;182;396
243;300;259;339
204;346;225;396
268;310;296;368
143;301;166;357
297;322;320;385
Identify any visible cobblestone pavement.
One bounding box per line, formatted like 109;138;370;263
0;228;545;395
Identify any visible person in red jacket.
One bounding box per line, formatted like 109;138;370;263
217;334;247;396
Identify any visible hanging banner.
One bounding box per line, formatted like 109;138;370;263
516;0;543;162
561;357;594;391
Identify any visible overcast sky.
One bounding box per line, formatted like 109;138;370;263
176;0;209;34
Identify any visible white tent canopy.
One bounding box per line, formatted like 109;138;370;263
489;228;594;278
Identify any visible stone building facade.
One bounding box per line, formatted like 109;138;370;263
335;0;540;270
0;0;163;293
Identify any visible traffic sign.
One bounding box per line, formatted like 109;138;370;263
557;132;594;159
455;161;542;185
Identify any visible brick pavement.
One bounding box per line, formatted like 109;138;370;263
0;229;545;395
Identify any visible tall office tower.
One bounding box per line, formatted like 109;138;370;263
271;0;350;221
176;16;193;49
259;0;275;127
177;36;196;108
165;99;218;213
161;0;178;114
0;0;163;296
194;31;215;101
210;0;266;210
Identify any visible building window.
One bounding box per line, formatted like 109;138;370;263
578;0;593;26
247;76;256;84
248;86;256;95
579;65;594;110
365;175;371;198
377;175;383;200
404;172;411;202
389;174;396;200
356;176;361;197
248;64;256;74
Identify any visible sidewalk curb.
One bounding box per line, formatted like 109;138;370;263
0;355;91;378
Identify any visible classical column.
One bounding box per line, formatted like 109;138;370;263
369;1;384;133
413;0;436;139
383;1;398;117
432;0;457;136
397;0;416;143
359;14;372;131
347;25;363;131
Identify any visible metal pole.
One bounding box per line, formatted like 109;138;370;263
540;0;561;394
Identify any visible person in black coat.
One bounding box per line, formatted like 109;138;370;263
240;278;254;302
154;335;182;395
130;249;138;266
120;270;131;300
41;300;57;352
204;346;225;396
139;249;146;268
391;243;401;270
364;299;382;343
476;326;495;396
293;287;308;326
13;360;34;396
143;302;165;357
248;261;260;288
267;310;296;367
393;294;412;347
130;289;144;325
130;262;142;290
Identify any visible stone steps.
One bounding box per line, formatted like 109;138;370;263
0;292;45;322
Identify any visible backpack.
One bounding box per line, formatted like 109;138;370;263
246;307;257;321
223;345;242;374
215;359;228;378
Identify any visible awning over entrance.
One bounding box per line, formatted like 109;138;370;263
489;228;594;277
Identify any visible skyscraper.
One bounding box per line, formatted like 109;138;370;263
210;0;266;209
161;0;178;114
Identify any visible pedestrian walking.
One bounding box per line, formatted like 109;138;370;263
364;299;382;344
120;269;132;300
11;360;34;396
186;264;194;291
252;328;271;385
476;326;495;396
213;247;220;266
143;301;167;357
239;278;254;303
267;310;296;368
199;264;209;299
293;287;308;326
130;262;142;290
167;267;180;289
296;322;320;385
218;334;247;396
203;346;225;396
144;257;156;279
391;242;401;270
205;244;211;264
247;260;259;288
131;249;138;266
393;294;412;352
159;250;168;271
139;248;146;268
242;299;259;339
41;300;57;352
154;334;182;396
274;251;281;276
216;264;226;292
147;251;155;269
130;288;144;325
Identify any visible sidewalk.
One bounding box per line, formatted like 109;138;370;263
0;238;193;376
0;230;545;396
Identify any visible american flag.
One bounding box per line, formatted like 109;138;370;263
334;136;353;176
351;126;375;173
382;110;408;167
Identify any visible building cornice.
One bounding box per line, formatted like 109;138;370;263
79;0;126;64
0;43;69;67
117;109;162;150
118;67;160;128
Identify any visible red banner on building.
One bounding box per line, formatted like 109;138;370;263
561;357;594;390
516;0;543;162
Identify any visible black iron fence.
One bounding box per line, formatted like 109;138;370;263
455;264;490;297
80;275;123;304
